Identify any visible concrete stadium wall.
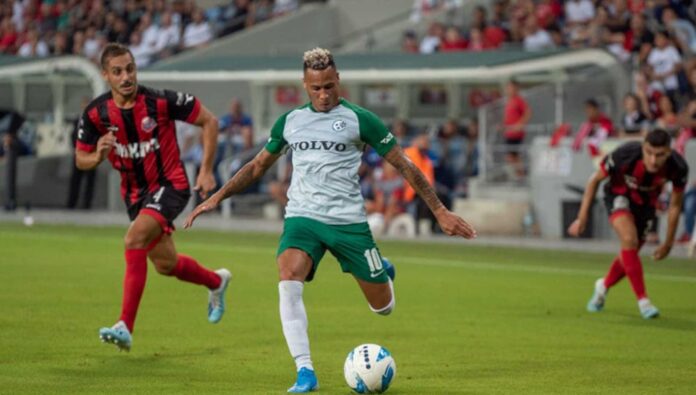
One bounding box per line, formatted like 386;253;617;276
155;0;412;64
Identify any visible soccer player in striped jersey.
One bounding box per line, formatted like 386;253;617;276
568;129;688;319
185;48;476;392
76;43;231;351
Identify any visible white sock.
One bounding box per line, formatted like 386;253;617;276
279;280;313;372
369;279;395;315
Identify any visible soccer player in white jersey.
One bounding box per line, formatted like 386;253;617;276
184;48;476;393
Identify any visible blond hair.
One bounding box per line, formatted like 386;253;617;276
302;47;335;71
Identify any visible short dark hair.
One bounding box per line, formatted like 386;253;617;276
645;129;671;148
100;43;133;70
585;98;600;108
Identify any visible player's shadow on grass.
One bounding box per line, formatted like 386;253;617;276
50;348;223;379
608;313;696;332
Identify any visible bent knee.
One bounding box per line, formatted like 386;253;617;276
124;233;150;250
150;257;176;275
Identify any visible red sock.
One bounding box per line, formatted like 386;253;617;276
120;249;148;332
620;249;647;299
170;254;221;290
603;256;625;288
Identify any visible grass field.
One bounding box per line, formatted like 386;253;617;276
1;223;695;394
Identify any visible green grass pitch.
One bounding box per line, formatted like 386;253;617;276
1;223;695;394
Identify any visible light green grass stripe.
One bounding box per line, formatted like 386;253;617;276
3;230;695;284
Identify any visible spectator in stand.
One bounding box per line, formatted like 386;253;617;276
0;17;19;53
154;11;180;58
108;16;130;44
403;131;438;232
523;15;555;51
467;27;488;52
18;28;49;57
472;5;506;49
647;30;683;100
625;13;654;64
605;0;631;33
656;95;680;135
635;70;664;119
139;12;159;54
502;79;531;179
83;25;101;59
368;161;407;235
182;8;212;49
678;182;696;243
620;93;650;137
66;98;96;210
273;0;299;17
392;119;412;147
572;99;615;157
420;22;444;54
464;117;480;180
51;30;69;56
247;0;274;27
565;0;595;45
402;30;419;53
222;0;250;35
129;30;152;68
219;98;254;155
440;26;467;52
661;6;696;55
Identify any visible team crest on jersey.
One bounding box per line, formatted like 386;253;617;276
332;120;346;132
141;116;156;133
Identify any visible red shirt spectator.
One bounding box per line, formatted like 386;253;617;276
440;26;468;52
503;81;531;142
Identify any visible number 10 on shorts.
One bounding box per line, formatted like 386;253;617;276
364;248;383;273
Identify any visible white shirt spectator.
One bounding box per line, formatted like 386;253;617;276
141;24;159;52
155;24;180;52
130;42;152;68
18;40;49;57
182;21;213;48
647;45;682;91
419;35;440;54
274;0;298;15
523;29;555;51
565;0;595;24
83;37;101;60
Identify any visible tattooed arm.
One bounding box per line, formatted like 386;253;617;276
383;145;476;239
184;148;281;228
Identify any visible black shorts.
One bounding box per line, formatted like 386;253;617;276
603;193;655;241
126;187;190;234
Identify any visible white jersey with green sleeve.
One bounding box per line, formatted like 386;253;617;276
265;98;396;225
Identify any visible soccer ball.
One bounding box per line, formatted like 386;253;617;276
344;344;396;393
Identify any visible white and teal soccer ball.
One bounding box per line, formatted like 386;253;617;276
344;344;396;393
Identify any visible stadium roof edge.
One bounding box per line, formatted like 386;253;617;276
0;55;105;96
139;49;620;83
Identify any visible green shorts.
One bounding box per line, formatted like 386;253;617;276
277;216;389;283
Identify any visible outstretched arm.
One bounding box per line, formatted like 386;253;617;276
653;189;684;260
383;145;476;239
184;148;281;228
191;104;220;198
568;169;607;237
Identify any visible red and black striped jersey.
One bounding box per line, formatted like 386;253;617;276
76;85;201;206
600;141;689;207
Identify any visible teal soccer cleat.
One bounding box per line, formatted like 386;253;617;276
288;367;318;393
208;269;232;323
99;320;132;352
586;278;607;313
639;299;659;319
